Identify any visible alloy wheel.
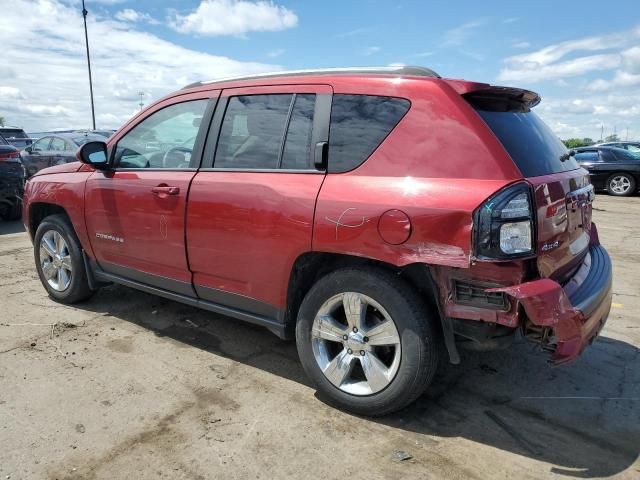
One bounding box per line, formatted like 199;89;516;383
39;230;73;292
610;175;632;195
311;292;401;396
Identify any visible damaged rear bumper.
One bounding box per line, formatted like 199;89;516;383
490;244;612;363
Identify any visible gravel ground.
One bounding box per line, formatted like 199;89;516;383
0;195;638;480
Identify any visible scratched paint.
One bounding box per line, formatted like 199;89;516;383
401;241;469;267
160;215;168;240
325;208;366;240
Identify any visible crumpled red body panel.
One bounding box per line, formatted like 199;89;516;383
488;279;601;363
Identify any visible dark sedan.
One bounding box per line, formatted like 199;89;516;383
20;133;104;177
575;146;640;196
0;134;25;220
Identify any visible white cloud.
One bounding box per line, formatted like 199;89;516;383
441;18;488;47
168;0;298;37
512;41;530;49
115;8;159;24
0;86;25;100
498;25;640;83
588;46;640;91
502;17;519;24
500;53;621;82
0;0;279;131
362;46;381;56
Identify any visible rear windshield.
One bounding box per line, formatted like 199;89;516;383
476;110;580;177
0;129;27;138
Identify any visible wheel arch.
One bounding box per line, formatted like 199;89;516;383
284;251;448;352
29;203;71;240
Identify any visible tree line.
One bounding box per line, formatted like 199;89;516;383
562;134;621;148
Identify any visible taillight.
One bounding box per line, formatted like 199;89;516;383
0;151;20;161
474;182;535;260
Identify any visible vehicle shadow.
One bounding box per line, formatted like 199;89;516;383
0;219;25;235
79;284;639;478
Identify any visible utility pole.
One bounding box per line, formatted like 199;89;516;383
600;124;604;142
82;0;96;130
138;91;145;111
626;127;629;141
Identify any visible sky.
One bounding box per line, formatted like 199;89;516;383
1;0;639;141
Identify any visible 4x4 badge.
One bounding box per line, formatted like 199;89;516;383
541;240;559;252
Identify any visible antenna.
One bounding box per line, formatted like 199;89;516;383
138;91;145;111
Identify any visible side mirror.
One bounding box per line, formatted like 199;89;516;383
77;141;110;170
24;146;32;154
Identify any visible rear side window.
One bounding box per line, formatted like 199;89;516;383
575;151;598;162
50;138;65;151
216;95;291;169
475;110;580;177
215;94;317;170
281;94;315;169
612;148;640;161
329;95;410;172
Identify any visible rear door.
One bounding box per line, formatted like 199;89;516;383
85;91;218;294
187;84;331;314
474;108;592;281
575;149;608;189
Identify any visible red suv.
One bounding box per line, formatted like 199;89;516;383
23;66;612;415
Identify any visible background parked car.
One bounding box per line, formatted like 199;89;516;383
0;133;25;220
20;132;105;176
575;146;640;196
0;126;33;149
74;129;115;138
596;141;640;156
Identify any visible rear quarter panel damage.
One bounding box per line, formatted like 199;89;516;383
313;176;514;269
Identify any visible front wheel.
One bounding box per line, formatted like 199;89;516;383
34;214;94;303
607;173;636;196
296;267;438;416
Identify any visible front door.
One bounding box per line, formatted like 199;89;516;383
85;92;218;295
187;85;331;315
23;136;52;176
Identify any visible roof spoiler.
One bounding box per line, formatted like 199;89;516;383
444;79;541;112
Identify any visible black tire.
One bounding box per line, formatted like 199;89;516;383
34;214;94;304
606;172;636;197
296;267;438;416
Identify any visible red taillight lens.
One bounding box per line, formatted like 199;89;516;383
0;151;20;161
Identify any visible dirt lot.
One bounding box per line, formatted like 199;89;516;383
0;195;638;480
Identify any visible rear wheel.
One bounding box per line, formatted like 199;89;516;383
34;215;94;303
296;267;438;416
607;173;636;196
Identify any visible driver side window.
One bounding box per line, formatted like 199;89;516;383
32;137;51;152
115;100;208;169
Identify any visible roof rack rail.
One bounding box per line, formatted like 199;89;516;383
182;65;440;89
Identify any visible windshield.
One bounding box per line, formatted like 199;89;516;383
476;110;580;177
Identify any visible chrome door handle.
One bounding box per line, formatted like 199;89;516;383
151;186;180;195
